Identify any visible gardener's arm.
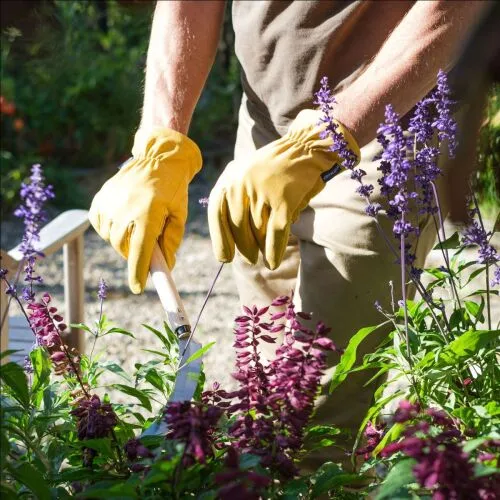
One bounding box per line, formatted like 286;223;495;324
333;0;490;148
141;0;226;135
89;1;226;293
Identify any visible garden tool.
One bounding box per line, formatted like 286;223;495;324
140;242;204;437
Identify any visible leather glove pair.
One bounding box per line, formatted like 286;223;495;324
208;109;360;270
89;128;202;294
89;110;358;294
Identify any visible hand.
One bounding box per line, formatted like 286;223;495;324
89;128;202;294
208;110;360;269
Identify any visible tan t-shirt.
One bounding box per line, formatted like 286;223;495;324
232;0;415;136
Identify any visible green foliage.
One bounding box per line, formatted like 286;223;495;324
0;0;240;212
475;85;500;216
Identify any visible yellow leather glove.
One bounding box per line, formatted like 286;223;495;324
208;109;360;269
89;128;202;294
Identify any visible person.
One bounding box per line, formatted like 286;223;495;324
89;0;490;470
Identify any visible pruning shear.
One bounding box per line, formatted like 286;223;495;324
140;243;204;437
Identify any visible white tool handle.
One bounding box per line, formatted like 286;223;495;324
149;243;191;338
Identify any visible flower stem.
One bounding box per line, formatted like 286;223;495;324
400;223;412;367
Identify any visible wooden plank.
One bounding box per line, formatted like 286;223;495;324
64;235;85;352
8;209;90;260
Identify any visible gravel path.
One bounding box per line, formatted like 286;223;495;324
2;180;498;409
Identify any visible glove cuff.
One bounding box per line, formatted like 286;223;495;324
287;109;361;171
132;127;203;181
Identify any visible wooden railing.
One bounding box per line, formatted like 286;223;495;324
1;209;90;362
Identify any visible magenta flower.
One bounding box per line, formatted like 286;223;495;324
164;401;222;466
70;394;118;440
215;447;271;500
221;296;340;477
381;402;499;499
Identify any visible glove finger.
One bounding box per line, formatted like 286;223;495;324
159;211;185;270
227;193;259;265
250;201;270;255
208;188;236;263
264;208;291;271
127;222;158;294
110;221;134;260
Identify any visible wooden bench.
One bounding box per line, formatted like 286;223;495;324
1;209;90;363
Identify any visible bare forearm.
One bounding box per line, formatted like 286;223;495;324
334;0;490;147
141;0;226;135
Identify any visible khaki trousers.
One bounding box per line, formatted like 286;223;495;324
230;96;443;472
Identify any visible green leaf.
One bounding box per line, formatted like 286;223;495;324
30;347;51;395
373;423;405;456
145;368;164;392
0;361;30;407
416;329;499;369
0;349;22;360
100;362;132;382
142;323;174;350
70;323;94;334
103;327;135;339
78;438;113;455
8;462;51;500
433;231;460;250
281;478;309;499
77;480;138;498
375;459;416;500
181;342;215;368
112;384;152;411
311;462;365;497
305;425;342;440
330;323;388;392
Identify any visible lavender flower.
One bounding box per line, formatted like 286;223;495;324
462;220;499;265
13;164;54;302
97;278;108;301
432;69;457;157
314;78;381;217
492;266;500;287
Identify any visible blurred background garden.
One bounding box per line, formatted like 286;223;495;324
1;0;498;387
1;0;241;217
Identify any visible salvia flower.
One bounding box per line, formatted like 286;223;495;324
27;293;82;377
13;164;54;302
356;421;386;460
124;438;154;461
223;296;340;477
215;447;272;500
164;401;222;466
70;394;118;440
381;401;499;499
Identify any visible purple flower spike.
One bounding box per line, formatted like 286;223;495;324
13;164;54;302
97;278;108;301
314;77;377;213
462;221;499;266
432;70;457;158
